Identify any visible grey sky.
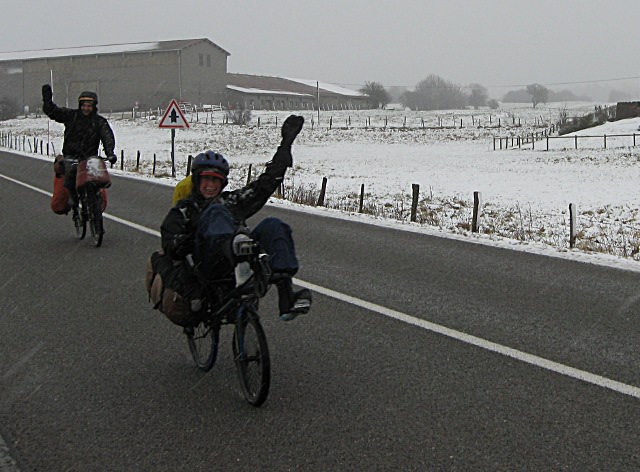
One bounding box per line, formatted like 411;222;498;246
4;0;639;95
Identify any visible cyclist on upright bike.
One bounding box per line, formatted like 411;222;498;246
42;84;117;214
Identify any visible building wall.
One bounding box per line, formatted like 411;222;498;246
22;51;183;112
0;62;24;112
179;41;228;107
2;39;229;113
226;90;316;110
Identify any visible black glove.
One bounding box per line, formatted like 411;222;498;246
281;115;304;146
42;84;52;102
107;154;118;165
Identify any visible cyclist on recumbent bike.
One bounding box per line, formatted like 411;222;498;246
158;115;312;329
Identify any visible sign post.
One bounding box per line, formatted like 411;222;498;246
158;99;190;177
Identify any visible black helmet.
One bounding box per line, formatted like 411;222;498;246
78;91;98;109
191;150;229;193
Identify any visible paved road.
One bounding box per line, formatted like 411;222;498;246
1;150;639;471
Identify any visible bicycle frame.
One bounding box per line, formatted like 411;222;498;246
67;156;109;247
186;253;273;406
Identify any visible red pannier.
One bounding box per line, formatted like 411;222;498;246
51;175;71;215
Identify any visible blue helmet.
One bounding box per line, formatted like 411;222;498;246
191;150;229;191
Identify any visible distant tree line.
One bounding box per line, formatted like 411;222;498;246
359;74;614;112
502;85;591;106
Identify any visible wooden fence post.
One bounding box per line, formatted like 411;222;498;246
120;150;124;170
317;177;327;207
472;191;482;233
410;184;419;222
569;203;576;249
152;153;156;175
246;164;252;186
136;150;140;171
358;184;365;213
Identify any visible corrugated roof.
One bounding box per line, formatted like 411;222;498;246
0;38;229;62
228;73;365;98
227;85;312;97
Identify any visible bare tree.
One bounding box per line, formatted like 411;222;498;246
468;83;488;109
401;74;466;111
526;83;549;108
359;81;391;109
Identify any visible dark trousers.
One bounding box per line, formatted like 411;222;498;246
62;157;79;205
251;217;299;276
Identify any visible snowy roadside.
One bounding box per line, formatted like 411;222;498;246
1;106;639;267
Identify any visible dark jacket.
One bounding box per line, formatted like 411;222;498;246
43;100;116;159
160;143;292;260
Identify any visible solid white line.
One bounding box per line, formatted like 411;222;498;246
0;173;161;237
294;279;640;400
4;172;640;400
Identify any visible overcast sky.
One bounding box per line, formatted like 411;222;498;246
4;0;639;95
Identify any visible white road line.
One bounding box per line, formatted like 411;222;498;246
4;172;640;400
0;173;161;237
296;280;640;400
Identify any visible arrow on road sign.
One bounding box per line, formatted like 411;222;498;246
159;99;190;129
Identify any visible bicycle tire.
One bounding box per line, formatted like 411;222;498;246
86;189;104;247
232;308;270;406
187;321;219;372
73;203;86;239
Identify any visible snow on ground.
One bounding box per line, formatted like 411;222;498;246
2;103;639;269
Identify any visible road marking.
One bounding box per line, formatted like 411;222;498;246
4;172;640;400
0;173;161;237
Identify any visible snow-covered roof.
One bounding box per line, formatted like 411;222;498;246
227;85;313;97
0;39;229;62
286;78;367;97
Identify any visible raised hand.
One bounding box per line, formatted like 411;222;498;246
42;84;52;102
281;115;304;146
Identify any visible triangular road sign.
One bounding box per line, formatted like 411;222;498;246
159;99;190;129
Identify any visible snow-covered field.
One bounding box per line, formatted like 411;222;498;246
2;102;639;265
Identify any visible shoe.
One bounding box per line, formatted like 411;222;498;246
280;289;312;321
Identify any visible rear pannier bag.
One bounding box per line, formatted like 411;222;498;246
145;251;193;327
51;174;71;215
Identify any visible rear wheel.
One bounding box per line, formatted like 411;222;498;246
86;189;104;247
232;308;270;406
73;201;86;240
187;321;219;372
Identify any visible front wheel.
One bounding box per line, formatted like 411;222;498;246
232;307;270;407
187;321;219;372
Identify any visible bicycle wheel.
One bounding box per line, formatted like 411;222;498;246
232;307;270;406
86;189;104;247
73;202;86;240
187;321;219;372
